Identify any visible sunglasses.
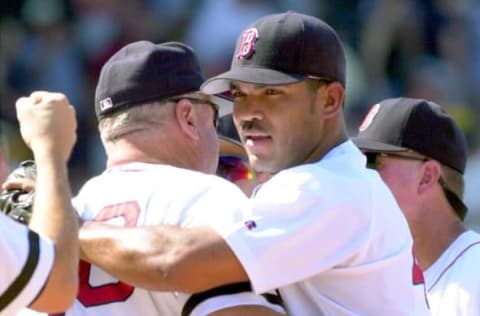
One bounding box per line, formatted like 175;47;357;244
168;97;219;127
365;152;427;170
217;155;253;182
364;151;467;220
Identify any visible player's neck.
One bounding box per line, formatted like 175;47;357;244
305;119;348;165
412;213;466;270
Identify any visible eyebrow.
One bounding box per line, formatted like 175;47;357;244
230;82;272;91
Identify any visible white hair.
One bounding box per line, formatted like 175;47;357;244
99;100;172;143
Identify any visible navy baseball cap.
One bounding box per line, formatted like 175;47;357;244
201;11;346;94
95;41;205;120
353;98;468;174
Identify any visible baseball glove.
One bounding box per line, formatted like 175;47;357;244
0;160;36;225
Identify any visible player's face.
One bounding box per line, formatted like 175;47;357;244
231;80;328;173
367;152;426;221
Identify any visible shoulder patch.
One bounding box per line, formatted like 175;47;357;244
244;219;257;230
99;97;113;111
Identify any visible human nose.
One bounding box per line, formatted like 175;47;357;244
233;99;264;124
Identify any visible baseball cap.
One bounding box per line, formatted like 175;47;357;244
95;41;205;120
353;98;468;219
201;11;346;95
353;98;468;174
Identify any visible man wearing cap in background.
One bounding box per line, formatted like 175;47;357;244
16;41;285;316
79;12;430;315
354;97;480;316
216;113;270;196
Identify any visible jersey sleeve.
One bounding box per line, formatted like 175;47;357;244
211;165;375;294
0;213;54;315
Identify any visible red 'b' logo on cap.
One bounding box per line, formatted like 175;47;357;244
359;103;380;132
236;28;258;60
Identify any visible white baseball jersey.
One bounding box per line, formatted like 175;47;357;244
18;162;284;316
0;213;54;315
213;141;430;315
423;230;480;316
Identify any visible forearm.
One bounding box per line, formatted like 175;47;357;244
79;223;248;293
29;149;79;311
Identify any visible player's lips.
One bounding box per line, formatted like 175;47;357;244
242;132;272;153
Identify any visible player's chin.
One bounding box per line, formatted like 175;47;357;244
249;156;278;174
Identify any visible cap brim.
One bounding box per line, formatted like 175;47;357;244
210;93;233;117
201;67;307;94
352;137;408;153
219;135;246;157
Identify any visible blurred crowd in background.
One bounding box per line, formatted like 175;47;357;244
1;0;480;226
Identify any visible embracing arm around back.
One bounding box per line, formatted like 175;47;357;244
16;91;79;312
79;222;247;293
79;223;287;315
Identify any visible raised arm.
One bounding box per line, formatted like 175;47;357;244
79;222;247;293
16;91;79;312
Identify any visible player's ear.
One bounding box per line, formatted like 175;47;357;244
322;82;344;118
175;99;200;141
418;160;441;194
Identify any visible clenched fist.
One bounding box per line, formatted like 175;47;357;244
15;91;77;162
